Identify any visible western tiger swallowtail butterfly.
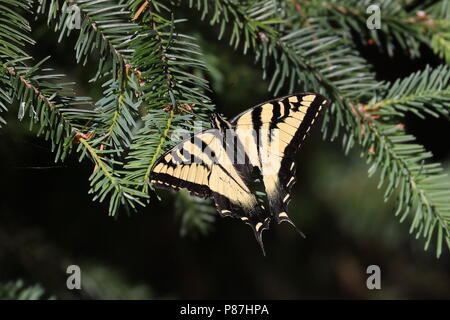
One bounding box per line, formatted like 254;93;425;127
150;93;330;254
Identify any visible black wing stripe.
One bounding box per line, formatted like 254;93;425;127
152;171;211;198
282;94;324;158
269;102;281;132
251;106;262;163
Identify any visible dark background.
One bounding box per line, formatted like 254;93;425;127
0;11;449;299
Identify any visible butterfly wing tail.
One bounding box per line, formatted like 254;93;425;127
247;214;271;256
242;205;271;256
213;192;271;255
266;188;306;239
276;212;306;238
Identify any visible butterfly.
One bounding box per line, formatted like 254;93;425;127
150;93;330;254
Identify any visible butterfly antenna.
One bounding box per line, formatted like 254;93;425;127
277;214;306;239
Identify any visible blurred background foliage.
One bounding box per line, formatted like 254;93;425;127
0;0;450;299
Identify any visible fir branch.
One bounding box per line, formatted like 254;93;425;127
126;109;176;194
35;0;161;214
421;0;450;20
336;65;450;256
186;0;282;53
3;60;147;215
315;0;450;65
409;0;450;66
0;0;35;126
3;62;93;160
77;136;147;214
365;65;450;118
429;20;450;65
37;0;140;80
93;77;141;152
1;0;147;216
354;111;450;256
145;109;175;184
0;0;34;60
4;62;148;214
314;0;425;57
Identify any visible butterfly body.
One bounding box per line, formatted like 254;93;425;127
150;93;330;254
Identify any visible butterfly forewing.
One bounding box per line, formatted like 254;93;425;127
231;93;330;225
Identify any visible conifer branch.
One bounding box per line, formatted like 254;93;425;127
316;0;424;57
1;0;147;215
354;111;450;256
0;0;34;126
37;0;140;80
365;65;450;118
314;0;450;64
429;20;450;65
